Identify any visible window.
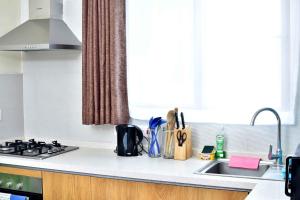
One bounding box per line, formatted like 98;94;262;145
126;0;300;124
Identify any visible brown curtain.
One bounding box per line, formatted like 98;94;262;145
82;0;129;125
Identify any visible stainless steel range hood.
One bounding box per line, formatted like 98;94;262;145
0;0;81;51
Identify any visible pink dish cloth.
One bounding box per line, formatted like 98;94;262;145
228;156;261;170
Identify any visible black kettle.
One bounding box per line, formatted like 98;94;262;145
115;124;143;156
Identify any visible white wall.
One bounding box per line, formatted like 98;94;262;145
22;0;300;156
0;0;24;140
0;0;22;74
63;0;82;41
23;51;115;147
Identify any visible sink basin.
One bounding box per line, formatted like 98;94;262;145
196;160;272;179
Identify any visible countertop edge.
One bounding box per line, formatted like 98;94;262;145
0;147;289;199
0;162;252;192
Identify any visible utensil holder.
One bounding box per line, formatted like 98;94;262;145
174;126;192;160
163;130;175;159
147;126;162;158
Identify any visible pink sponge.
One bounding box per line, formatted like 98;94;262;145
229;155;261;170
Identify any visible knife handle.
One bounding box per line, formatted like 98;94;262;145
175;112;180;129
180;112;185;129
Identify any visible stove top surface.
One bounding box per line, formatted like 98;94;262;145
0;139;79;159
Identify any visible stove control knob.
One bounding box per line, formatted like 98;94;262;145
16;183;23;190
6;182;12;188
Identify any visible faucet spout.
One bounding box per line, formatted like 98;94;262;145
250;107;283;165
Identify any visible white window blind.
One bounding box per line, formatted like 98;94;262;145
126;0;300;124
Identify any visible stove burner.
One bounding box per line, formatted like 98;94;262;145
27;149;34;153
0;139;78;159
0;146;15;152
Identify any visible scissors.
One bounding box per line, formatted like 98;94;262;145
177;130;187;146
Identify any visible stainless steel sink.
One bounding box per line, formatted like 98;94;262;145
203;161;269;177
195;159;277;180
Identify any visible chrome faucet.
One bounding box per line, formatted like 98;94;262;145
250;107;283;165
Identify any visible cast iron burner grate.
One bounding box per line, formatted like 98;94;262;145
0;139;79;159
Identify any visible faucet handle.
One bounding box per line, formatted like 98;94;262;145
268;144;273;160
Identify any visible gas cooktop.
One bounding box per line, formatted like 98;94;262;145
0;139;79;159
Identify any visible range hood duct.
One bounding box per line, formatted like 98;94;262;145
0;0;81;51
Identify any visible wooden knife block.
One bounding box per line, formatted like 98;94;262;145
174;126;192;160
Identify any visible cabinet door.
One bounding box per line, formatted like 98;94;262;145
43;171;91;200
91;177;247;200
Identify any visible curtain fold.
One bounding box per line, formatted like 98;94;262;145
82;0;129;125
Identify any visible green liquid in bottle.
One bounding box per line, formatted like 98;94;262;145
216;127;225;158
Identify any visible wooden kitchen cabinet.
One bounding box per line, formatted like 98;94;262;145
91;177;248;200
42;171;92;200
0;165;41;178
0;168;247;200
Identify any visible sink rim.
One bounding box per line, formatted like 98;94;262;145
195;159;284;181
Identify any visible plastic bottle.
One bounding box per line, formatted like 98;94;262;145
216;126;225;158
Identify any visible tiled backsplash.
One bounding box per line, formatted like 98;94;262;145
0;74;23;140
132;119;289;158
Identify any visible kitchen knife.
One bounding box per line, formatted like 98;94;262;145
175;112;180;129
180;112;185;129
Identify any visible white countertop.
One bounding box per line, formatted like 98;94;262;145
0;147;289;199
245;181;289;200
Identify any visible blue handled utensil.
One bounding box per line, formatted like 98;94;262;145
148;117;166;157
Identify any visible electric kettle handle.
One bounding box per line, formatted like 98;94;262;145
134;125;144;146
